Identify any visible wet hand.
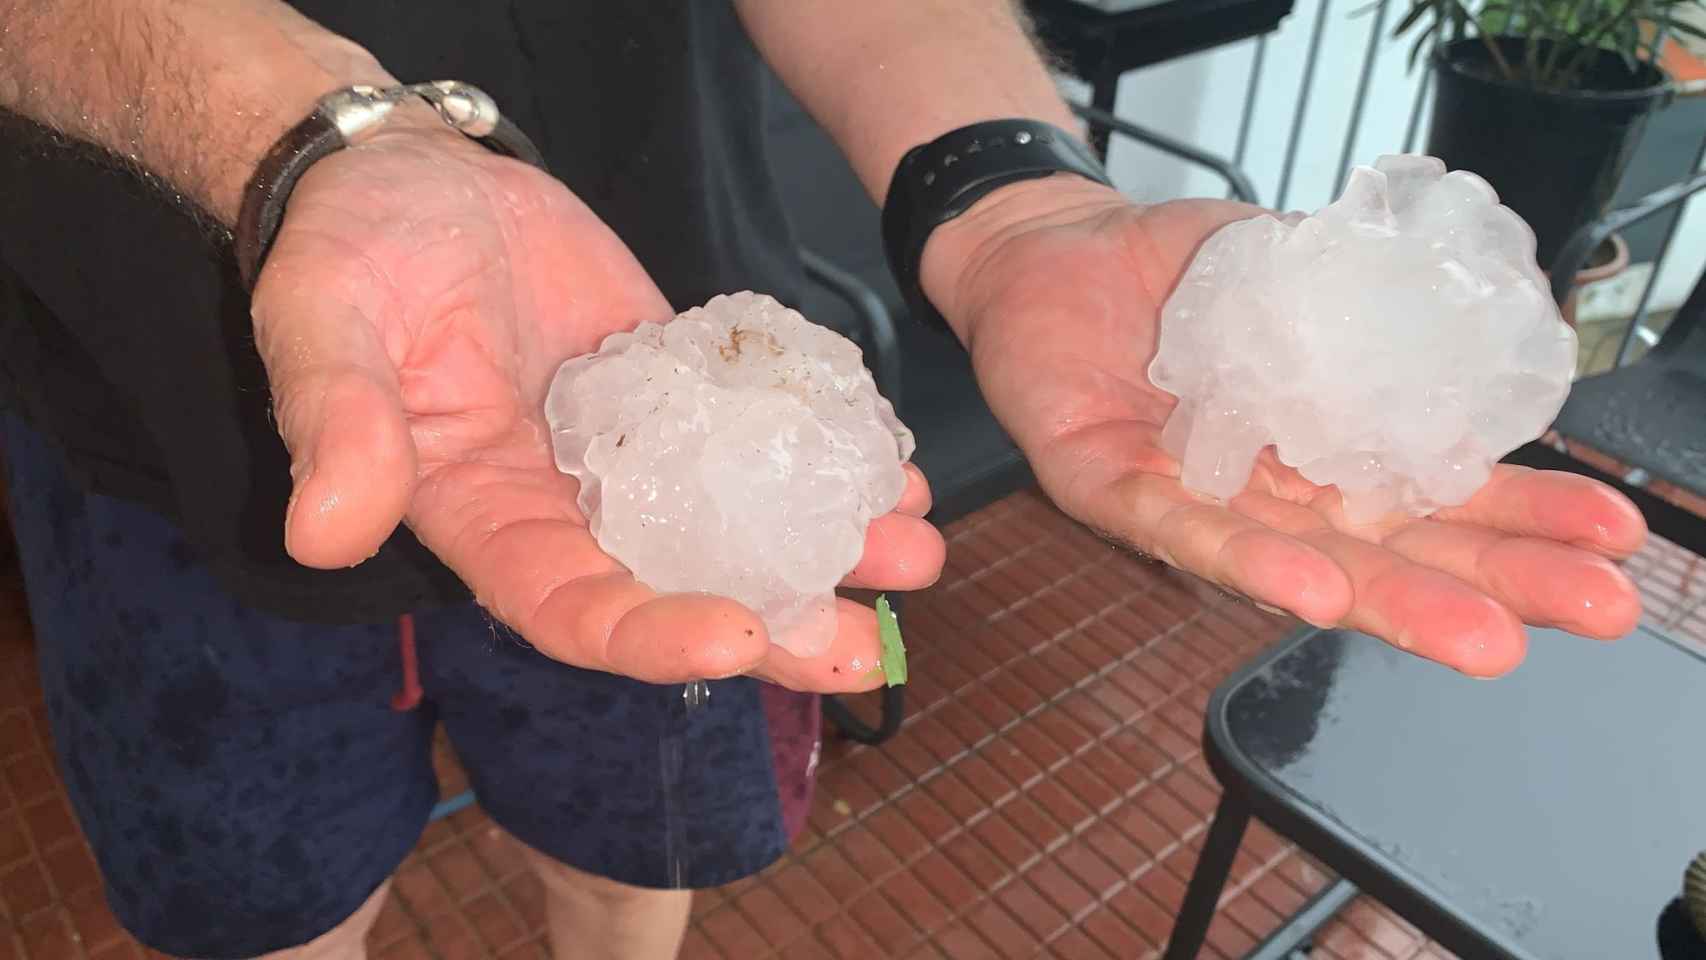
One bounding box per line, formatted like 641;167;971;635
921;177;1645;676
251;122;942;691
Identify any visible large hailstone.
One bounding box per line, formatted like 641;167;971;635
1150;155;1577;524
544;292;915;658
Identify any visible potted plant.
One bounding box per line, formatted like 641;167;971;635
1391;0;1702;272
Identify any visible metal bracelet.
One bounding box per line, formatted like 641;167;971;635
316;81;502;145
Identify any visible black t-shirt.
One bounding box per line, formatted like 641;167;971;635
0;1;810;622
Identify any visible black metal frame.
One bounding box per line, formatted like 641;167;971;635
1165;627;1535;960
1025;0;1297;157
1544;167;1706;355
1502;167;1706;558
799;247;903;407
819;591;908;745
1070;104;1259;203
799;248;908;745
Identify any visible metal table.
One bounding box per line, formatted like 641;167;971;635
1166;624;1706;959
1024;0;1295;155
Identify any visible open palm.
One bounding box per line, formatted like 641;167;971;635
937;181;1644;676
251;125;942;692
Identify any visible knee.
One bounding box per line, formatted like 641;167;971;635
524;847;682;910
248;880;391;960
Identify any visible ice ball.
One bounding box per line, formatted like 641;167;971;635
545;292;915;657
1150;155;1577;524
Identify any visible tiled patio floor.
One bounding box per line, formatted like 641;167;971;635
2;489;1703;960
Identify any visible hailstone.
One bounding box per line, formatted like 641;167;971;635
545;292;914;657
1150;155;1576;524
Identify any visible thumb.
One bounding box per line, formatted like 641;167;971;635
251;263;416;569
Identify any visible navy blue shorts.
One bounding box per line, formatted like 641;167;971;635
0;415;820;958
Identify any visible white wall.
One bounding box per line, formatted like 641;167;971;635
1069;0;1706;313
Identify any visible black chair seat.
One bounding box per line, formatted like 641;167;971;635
1552;353;1706;500
1507;169;1706;558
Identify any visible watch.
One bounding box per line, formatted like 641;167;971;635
880;119;1114;333
234;81;546;290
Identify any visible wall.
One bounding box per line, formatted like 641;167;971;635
1069;0;1706;314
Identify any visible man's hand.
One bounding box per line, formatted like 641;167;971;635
253;121;943;693
921;176;1646;677
1;0;939;693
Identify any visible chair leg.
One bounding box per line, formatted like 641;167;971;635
1163;791;1253;960
1244;877;1359;960
822;685;905;745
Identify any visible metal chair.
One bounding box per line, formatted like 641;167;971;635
1505;170;1706;558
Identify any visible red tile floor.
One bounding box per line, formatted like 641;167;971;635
2;489;1703;960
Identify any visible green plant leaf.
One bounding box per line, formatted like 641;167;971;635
1480;1;1516;33
1388;0;1702;87
1618;17;1641;68
1655;14;1706;41
874;595;907;688
1407;19;1441;67
1391;0;1435;36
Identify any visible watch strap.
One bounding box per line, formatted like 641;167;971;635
880;119;1114;333
235;83;546;290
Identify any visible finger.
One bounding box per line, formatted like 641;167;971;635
607;592;773;681
840;513;946;590
1298;526;1529;677
527;571;770;683
1109;473;1352;626
896;463;933;517
1380;521;1642;640
748;598;887;694
1436;465;1647;558
1232;489;1532;672
252;265;416;568
407;462;770;681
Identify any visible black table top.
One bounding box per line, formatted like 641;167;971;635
1024;0;1295;82
1211;624;1706;960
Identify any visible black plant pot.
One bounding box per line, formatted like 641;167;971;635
1424;37;1671;273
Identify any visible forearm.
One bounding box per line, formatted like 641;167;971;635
0;0;395;224
736;0;1104;345
734;0;1080;205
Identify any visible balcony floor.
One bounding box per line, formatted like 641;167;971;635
2;489;1702;960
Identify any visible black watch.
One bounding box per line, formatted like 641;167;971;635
234;81;546;290
880;119;1114;334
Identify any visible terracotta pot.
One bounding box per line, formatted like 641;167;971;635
1559;231;1630;330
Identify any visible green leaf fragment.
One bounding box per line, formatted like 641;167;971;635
875;594;907;687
